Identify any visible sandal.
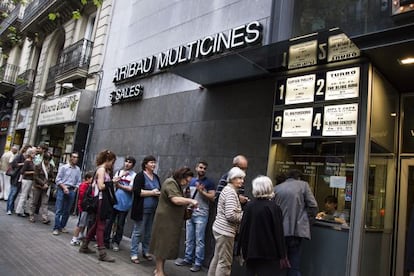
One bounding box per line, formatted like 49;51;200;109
143;254;153;261
131;257;140;264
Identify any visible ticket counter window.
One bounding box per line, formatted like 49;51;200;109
268;138;355;227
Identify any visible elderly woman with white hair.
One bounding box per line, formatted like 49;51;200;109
208;167;245;276
237;175;290;276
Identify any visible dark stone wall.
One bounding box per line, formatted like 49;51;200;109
86;76;275;262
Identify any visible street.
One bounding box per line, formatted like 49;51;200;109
0;200;208;276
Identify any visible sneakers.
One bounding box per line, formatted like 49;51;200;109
70;238;81;246
6;210;12;215
112;243;119;252
52;229;60;235
175;259;192;266
60;228;69;233
190;265;201;272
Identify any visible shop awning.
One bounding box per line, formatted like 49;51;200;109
171;24;414;93
351;23;414;93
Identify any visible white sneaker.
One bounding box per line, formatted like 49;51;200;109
7;210;12;215
52;230;60;235
70;238;80;246
112;243;119;252
60;228;69;233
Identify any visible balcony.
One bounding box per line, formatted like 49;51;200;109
54;39;94;83
0;63;19;92
0;2;13;13
13;69;36;102
0;4;24;43
20;0;82;35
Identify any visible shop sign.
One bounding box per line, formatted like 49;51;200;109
110;83;143;105
113;21;263;84
288;40;318;69
284;74;316;104
325;67;360;100
276;66;360;106
0;114;10;135
328;34;360;62
322;103;358;136
15;108;29;130
278;107;314;137
286;32;360;70
38;92;81;126
272;103;358;138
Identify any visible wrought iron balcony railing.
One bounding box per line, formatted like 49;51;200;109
14;69;36;96
0;63;19;85
21;0;53;27
55;39;94;76
0;4;24;37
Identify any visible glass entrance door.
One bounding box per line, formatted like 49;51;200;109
396;159;414;276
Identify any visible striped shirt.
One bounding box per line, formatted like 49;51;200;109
214;172;245;205
212;184;243;238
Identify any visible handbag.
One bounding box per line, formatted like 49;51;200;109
81;184;98;214
184;188;198;220
5;166;19;177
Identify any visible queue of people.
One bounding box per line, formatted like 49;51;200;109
4;146;333;275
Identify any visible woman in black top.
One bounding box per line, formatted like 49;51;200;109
15;147;36;217
237;175;289;276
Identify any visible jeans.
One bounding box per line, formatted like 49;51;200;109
6;185;19;212
104;208;128;245
184;215;209;266
286;236;303;276
53;188;76;230
130;212;155;258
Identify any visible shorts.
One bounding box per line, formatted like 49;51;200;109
77;211;89;227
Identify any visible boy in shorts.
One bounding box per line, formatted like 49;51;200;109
70;172;94;246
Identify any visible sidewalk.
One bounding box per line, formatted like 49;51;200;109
0;200;208;276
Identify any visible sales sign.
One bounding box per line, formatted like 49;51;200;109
322;103;358;136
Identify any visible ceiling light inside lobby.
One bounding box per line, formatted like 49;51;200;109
398;57;414;65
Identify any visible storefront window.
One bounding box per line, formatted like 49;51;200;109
292;0;396;37
360;69;397;275
268;138;355;226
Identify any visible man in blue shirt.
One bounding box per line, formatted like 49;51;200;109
175;161;215;272
53;152;82;235
104;156;137;251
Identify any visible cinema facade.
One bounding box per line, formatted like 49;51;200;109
85;1;414;275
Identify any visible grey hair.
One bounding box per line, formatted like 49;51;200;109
227;167;246;183
25;147;36;157
252;175;275;199
232;155;247;166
